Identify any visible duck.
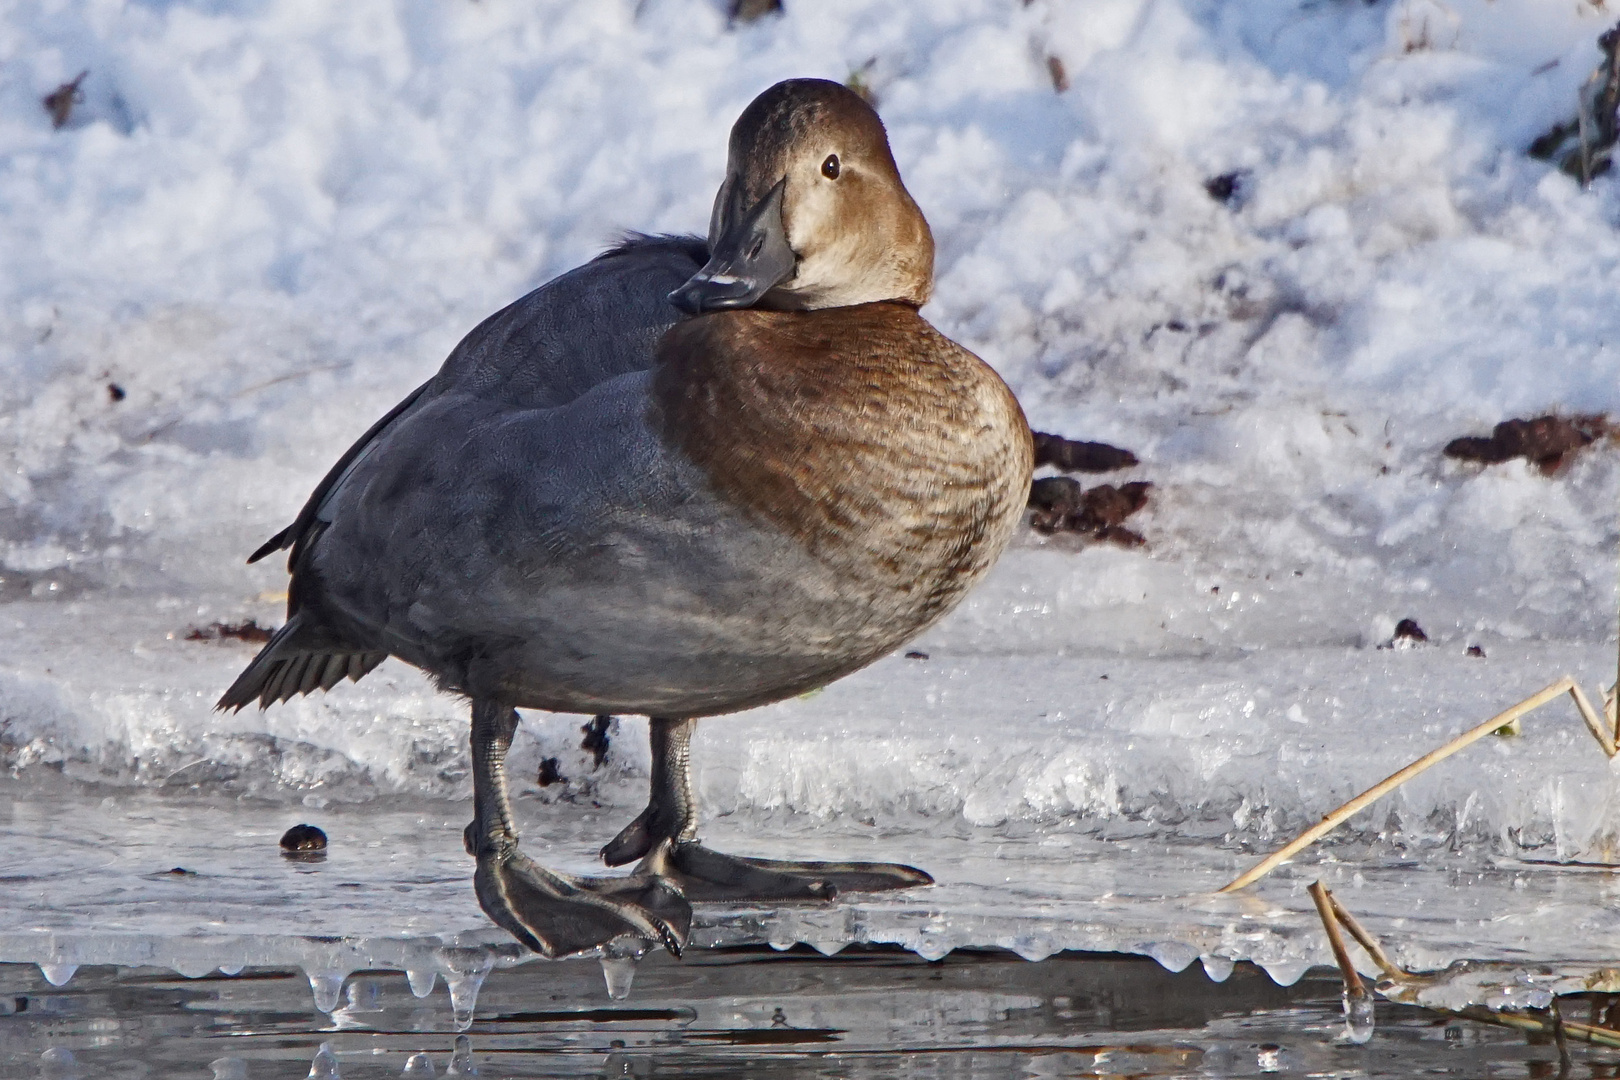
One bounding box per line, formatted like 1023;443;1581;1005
220;78;1034;959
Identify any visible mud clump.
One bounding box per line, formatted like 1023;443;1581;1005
581;715;613;769
1028;477;1151;546
1443;414;1607;474
1031;431;1138;473
185;620;275;643
1379;619;1429;650
728;0;782;24
43;71;88;130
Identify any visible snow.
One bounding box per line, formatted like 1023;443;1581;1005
5;0;1620;1020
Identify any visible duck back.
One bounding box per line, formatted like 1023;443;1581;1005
436;234;709;408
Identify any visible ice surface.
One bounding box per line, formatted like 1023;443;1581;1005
4;0;1620;1025
12;952;1542;1078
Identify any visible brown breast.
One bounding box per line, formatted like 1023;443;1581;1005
651;302;1033;639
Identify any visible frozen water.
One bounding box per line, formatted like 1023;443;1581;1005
599;937;648;1000
4;0;1620;1026
309;970;347;1014
307;1042;341;1079
406;967;437;999
0;950;1591;1077
1342;990;1377;1044
445;1035;477;1078
209;1059;248;1080
443;955;493;1032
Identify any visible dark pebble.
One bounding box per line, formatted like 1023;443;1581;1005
1393;618;1428;643
279;824;327;852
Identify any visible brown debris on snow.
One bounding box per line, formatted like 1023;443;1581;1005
43;71;88;130
1031;431;1138;473
1028;477;1151;546
728;0;782;24
184;619;275;644
1443;414;1608;474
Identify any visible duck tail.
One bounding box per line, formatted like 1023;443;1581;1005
216;614;387;712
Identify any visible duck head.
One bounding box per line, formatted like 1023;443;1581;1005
670;78;935;315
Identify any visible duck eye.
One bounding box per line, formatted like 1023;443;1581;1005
821;154;840;180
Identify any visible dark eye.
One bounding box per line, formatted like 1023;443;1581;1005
821;154;840;180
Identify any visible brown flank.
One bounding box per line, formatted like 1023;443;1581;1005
652;303;1032;622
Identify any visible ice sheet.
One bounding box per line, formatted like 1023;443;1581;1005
4;590;1620;1022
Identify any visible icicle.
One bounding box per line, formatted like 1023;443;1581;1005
209;1058;249;1080
1145;941;1198;973
1200;955;1235;982
445;1034;478;1076
600;1052;651;1078
218;963;245;977
401;1052;436;1076
1342;989;1375;1044
174;957;216;979
307;1043;342;1079
39;1047;80;1078
599;936;648;1000
444;959;491;1032
344;978;382;1013
307;970;348;1014
406;968;437;999
808;937;846;957
38;962;77;987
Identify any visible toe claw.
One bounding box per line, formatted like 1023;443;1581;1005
600;806;656;867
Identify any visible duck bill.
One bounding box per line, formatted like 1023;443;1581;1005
669;178;795;315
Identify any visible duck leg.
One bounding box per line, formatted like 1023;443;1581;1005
466;700;691;958
599;717;933;901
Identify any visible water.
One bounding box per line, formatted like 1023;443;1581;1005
2;948;1609;1078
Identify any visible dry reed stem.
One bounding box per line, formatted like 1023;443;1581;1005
1455;1007;1620;1051
1308;881;1370;1000
1311;884;1620;1053
1220;677;1614;892
1324;891;1405;980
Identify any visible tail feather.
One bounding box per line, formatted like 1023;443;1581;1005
216;616;387;711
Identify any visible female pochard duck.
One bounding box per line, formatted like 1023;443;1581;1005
221;79;1033;959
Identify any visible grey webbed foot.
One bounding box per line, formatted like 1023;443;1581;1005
654;841;932;902
473;843;691;959
604;717;934;904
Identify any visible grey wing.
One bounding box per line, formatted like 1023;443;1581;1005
304;370;697;653
435;233;707;409
221;235;707;711
246;378;436;566
246;233;706;569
